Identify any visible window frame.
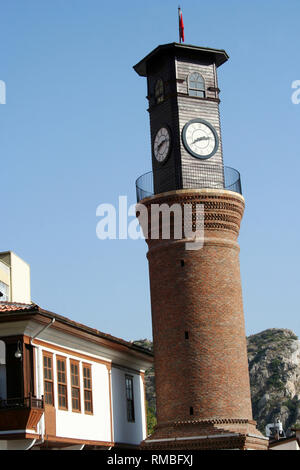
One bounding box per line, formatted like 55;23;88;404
43;351;54;406
82;363;93;415
188;72;206;98
154;78;164;104
56;355;68;411
125;375;135;423
0;281;9;302
70;359;81;413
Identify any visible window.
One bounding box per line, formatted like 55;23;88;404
0;281;9;302
125;375;135;422
83;364;93;414
188;72;205;97
43;353;54;405
0;340;6;399
57;357;68;410
70;360;81;412
154;78;164;104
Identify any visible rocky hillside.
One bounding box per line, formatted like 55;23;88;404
248;328;300;435
134;328;300;436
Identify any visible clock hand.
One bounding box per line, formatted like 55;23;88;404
157;139;167;150
192;136;210;144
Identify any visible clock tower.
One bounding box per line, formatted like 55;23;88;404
134;43;269;450
134;43;227;195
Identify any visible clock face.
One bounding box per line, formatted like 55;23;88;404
153;127;171;163
182;118;219;159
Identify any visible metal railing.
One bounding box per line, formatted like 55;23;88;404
136;163;242;202
0;395;44;410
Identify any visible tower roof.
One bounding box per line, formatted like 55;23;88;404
133;42;229;77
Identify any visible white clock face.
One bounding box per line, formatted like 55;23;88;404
182;119;219;159
153;127;171;163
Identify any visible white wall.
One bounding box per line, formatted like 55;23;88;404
39;345;112;444
55;360;112;442
0;252;31;304
10;252;31;304
111;366;146;446
270;440;299;450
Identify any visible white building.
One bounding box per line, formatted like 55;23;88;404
0;251;31;304
269;436;300;451
0;252;152;450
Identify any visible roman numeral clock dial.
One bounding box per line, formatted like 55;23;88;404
153;127;171;163
182;118;219;159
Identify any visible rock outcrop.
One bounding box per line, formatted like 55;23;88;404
248;328;300;435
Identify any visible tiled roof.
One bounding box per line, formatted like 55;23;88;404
0;302;38;312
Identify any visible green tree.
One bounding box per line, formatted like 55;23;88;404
146;401;157;436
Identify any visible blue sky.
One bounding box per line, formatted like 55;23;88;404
0;0;299;341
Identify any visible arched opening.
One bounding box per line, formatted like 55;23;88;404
188;72;205;98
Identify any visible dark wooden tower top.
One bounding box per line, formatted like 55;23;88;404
133;42;229;77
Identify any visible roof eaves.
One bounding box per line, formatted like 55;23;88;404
133;42;229;77
0;302;153;359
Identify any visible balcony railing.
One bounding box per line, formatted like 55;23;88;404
136;163;242;202
0;395;44;433
0;395;44;410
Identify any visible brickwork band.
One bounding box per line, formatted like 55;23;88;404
138;189;268;450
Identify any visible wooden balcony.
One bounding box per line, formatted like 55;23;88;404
0;395;44;434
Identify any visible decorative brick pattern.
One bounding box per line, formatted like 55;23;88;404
138;189;268;450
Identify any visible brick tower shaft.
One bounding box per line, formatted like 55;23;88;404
147;189;250;422
138;189;268;449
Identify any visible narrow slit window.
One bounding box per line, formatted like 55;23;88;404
188;72;205;98
185;331;189;340
190;406;194;415
70;360;81;412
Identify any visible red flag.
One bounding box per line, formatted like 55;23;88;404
178;7;184;43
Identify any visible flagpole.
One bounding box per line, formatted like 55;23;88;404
178;6;181;43
178;6;184;43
